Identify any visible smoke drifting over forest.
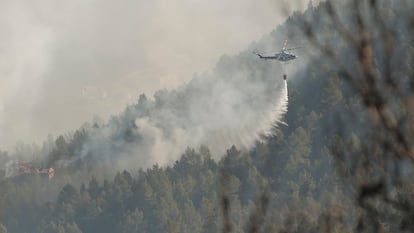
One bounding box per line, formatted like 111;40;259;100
0;0;313;151
57;55;289;173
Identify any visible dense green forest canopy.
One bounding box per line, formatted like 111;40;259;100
0;0;413;232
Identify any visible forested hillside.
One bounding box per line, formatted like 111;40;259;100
0;1;413;232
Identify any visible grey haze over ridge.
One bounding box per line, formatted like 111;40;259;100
0;0;316;150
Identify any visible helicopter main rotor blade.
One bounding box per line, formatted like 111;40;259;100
284;47;302;51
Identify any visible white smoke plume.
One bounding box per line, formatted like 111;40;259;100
0;0;311;151
4;160;16;178
56;53;289;173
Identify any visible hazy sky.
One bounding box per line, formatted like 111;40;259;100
0;0;314;150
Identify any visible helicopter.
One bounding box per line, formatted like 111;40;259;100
254;40;300;62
